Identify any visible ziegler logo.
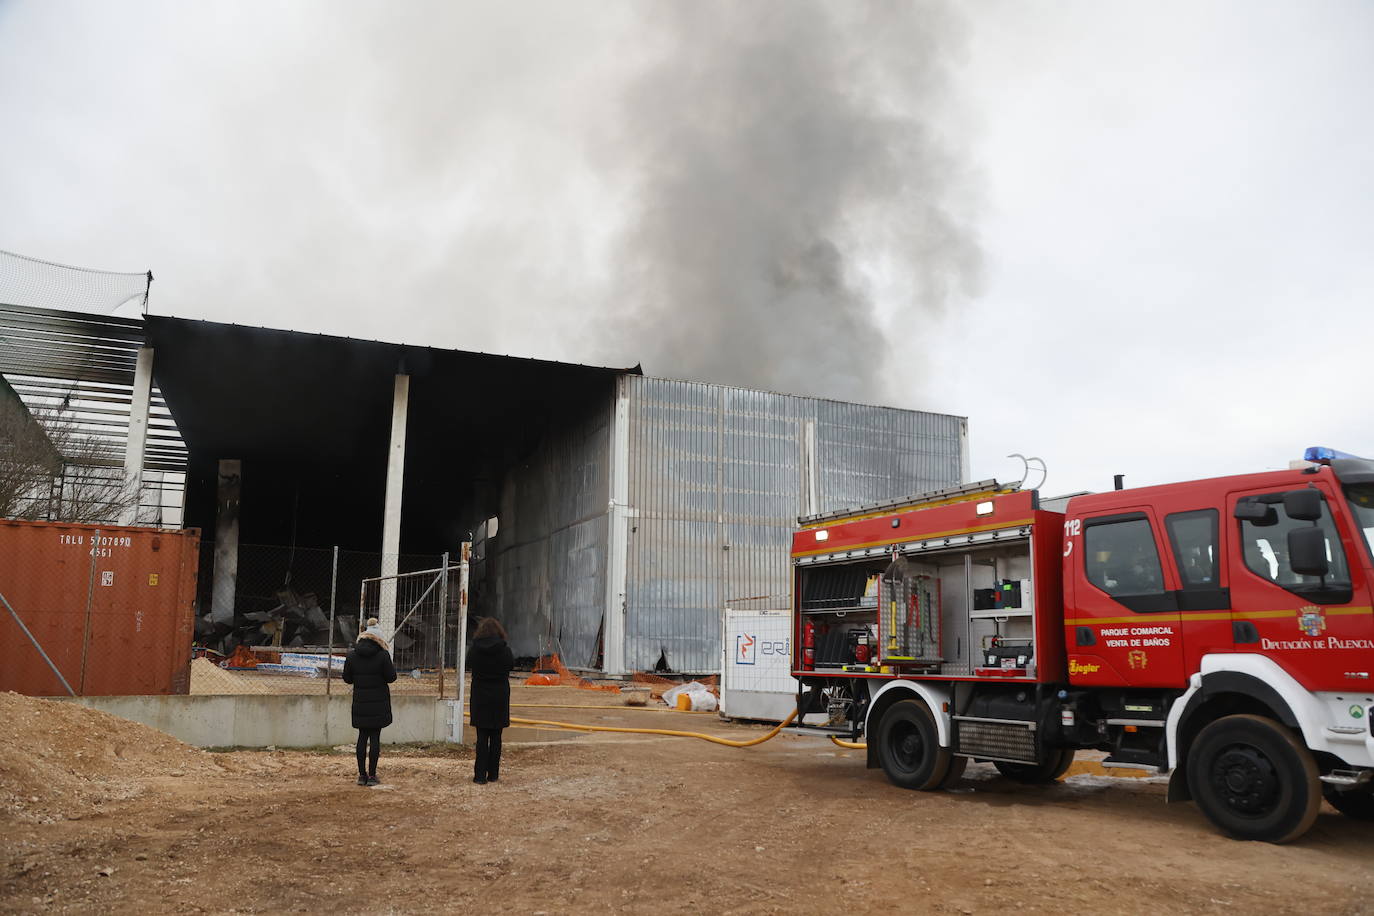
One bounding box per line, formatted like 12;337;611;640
1298;606;1327;638
1069;659;1101;676
1127;650;1148;670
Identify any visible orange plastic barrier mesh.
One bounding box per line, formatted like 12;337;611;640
527;654;621;692
630;671;719;699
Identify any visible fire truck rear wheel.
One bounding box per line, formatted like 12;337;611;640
1323;785;1374;820
993;748;1075;784
876;699;951;791
1187;714;1321;843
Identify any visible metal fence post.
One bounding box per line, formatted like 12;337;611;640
78;527;100;696
456;541;471;744
327;545;339;697
437;552;449;700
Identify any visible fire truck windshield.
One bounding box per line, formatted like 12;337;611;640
1346;484;1374;563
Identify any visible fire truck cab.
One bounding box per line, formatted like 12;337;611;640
790;448;1374;843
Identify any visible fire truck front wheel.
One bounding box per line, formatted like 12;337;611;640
1187;714;1321;844
875;699;951;791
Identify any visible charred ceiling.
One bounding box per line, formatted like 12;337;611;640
142;316;635;553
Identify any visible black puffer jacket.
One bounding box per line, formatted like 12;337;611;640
468;636;515;730
342;637;397;729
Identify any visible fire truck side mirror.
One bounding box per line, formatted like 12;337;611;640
1288;526;1330;577
1283;488;1324;522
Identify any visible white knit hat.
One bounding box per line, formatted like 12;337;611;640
358;617;391;650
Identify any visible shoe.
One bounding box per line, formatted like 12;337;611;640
366;776;381;787
356;775;368;786
473;776;487;785
488;775;499;782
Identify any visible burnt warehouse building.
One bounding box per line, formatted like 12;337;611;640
2;304;969;674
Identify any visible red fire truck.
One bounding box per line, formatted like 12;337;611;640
790;447;1374;842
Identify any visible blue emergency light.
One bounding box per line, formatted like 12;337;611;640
1304;446;1367;463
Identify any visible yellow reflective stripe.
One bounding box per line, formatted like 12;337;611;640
1064;614;1182;626
1244;606;1370;619
793;518;1035;558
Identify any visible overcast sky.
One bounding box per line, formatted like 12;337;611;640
1;1;1370;497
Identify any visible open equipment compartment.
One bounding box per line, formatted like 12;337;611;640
879;534;1037;679
797;560;882;671
876;552;942;670
795;530;1039;681
962;537;1036;678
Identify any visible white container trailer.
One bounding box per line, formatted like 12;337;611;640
720;608;798;721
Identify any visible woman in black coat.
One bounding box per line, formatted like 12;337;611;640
342;617;397;786
467;617;515;784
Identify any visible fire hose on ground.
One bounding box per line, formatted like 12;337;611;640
462;702;869;748
462;707;799;747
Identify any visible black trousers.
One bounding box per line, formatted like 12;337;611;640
475;727;503;780
356;727;381;777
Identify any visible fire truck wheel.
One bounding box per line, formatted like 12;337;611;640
876;699;951;791
1188;714;1321;843
993;748;1075;784
1323;785;1374;820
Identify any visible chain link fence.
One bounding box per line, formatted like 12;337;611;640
189;543;469;698
0;525;472;700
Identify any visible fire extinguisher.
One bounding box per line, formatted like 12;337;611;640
802;618;815;670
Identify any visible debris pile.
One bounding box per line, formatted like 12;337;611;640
194;587;342;656
630;669;719;699
0;691;215;825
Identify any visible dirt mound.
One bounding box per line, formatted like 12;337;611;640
0;691;216;825
189;656;259;694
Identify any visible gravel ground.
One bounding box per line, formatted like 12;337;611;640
3;687;1372;914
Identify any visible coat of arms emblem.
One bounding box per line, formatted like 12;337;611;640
1298;605;1326;638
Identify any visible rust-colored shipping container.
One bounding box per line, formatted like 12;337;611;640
0;519;201;696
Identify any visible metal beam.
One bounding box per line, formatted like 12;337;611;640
118;347;154;525
378;373;410;635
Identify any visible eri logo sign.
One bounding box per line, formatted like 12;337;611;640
736;633;757;665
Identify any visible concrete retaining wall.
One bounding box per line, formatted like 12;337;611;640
56;695;463;748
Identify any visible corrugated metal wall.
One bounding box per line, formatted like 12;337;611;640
490;398;612;664
814;400;966;509
622;377;964;673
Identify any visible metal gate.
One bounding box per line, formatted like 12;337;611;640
359;547;469;702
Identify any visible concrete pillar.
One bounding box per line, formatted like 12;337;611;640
379;374;410;635
210;459;241;626
603;375;631;676
118;346;154;526
958;417;970;484
803;419;818;517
